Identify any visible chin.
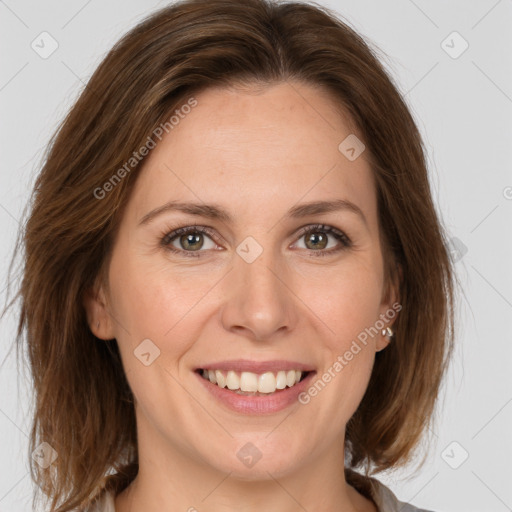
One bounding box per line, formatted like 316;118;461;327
199;435;306;481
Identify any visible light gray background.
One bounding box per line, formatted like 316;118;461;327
1;1;511;511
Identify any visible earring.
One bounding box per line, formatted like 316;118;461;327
381;326;394;338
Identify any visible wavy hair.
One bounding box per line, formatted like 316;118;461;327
3;0;457;510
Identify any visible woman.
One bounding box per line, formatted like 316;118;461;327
7;0;456;510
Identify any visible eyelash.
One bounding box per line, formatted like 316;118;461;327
160;223;352;259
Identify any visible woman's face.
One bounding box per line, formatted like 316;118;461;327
86;81;397;480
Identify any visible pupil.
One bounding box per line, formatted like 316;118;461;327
307;232;327;250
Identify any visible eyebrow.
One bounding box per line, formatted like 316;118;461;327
138;199;367;228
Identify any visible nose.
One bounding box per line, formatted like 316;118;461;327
220;247;298;341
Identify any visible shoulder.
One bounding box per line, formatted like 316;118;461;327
368;477;435;512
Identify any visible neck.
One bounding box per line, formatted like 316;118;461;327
114;437;376;511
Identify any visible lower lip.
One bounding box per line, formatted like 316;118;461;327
195;371;316;415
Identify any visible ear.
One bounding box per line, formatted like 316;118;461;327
376;262;402;352
83;278;116;340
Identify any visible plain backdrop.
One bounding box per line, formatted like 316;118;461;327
1;1;511;511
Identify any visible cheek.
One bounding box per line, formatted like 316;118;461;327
107;250;219;374
106;256;205;416
109;247;179;331
294;259;382;418
301;259;384;350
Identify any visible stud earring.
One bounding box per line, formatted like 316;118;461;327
381;326;394;338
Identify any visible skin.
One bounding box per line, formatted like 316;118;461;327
84;81;398;512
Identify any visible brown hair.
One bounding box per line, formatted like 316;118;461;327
3;0;457;510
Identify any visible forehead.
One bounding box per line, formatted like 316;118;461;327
126;81;377;228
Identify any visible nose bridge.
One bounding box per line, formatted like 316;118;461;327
221;241;295;340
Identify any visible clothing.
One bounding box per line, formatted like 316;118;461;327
367;477;434;511
82;478;433;511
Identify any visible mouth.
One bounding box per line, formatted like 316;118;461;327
194;368;313;396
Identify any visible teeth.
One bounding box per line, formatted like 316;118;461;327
200;368;305;393
226;370;239;390
276;371;287;390
215;370;225;388
240;372;258;392
258;372;276;393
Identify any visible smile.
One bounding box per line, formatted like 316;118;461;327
194;361;316;414
197;369;309;395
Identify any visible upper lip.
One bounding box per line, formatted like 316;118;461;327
196;359;316;374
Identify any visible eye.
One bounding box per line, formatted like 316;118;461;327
292;224;352;257
161;226;219;257
160;223;352;258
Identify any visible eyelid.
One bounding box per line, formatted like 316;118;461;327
160;225;222;247
160;223;352;257
292;224;351;246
